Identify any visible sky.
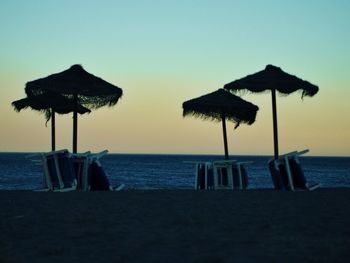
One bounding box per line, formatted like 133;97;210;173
0;0;349;156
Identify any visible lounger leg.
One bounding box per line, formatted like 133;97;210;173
53;155;64;189
204;165;208;190
82;159;90;191
284;156;294;191
42;154;53;190
195;164;199;190
237;164;243;190
227;164;234;190
213;166;218;190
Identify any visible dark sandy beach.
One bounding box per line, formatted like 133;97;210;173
1;188;350;263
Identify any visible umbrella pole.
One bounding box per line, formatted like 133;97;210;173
271;89;279;159
73;110;78;154
221;114;229;160
51;109;55;151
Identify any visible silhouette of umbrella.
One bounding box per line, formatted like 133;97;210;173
12;94;91;151
224;64;318;159
24;65;123;153
183;89;258;159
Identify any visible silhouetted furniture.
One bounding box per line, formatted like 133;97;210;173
71;151;91;190
187;160;251;190
212;160;250;190
72;150;125;191
191;162;214;190
30;149;77;192
269;149;320;191
28;149;124;191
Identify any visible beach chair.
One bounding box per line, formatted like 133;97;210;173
33;149;77;192
193;162;214;190
269;149;320;191
186;160;250;190
72;151;93;191
28;149;124;192
72;150;125;191
184;161;214;190
212;160;234;189
212;160;251;190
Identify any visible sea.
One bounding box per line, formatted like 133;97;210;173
0;153;349;190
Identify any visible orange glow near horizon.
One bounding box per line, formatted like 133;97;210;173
1;73;350;156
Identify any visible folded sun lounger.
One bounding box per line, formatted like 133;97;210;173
193;162;214;190
186;160;251;190
28;149;124;191
212;160;251;190
29;149;78;192
269;149;320;191
72;150;125;191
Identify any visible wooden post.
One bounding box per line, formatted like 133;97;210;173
271;89;279;159
221;114;229;160
73;110;77;154
51;109;55;151
73;94;78;154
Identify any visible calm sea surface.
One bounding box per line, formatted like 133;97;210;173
0;153;349;190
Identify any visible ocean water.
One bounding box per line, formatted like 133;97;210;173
0;153;349;190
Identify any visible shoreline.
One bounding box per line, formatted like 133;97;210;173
1;188;350;262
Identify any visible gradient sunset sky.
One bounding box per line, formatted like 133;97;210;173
0;0;349;156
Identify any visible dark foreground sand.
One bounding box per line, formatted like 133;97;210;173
1;189;350;263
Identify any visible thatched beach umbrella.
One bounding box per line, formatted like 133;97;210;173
183;89;258;159
12;94;91;151
224;65;318;159
24;64;123;153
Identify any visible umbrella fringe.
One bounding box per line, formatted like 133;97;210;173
183;109;254;127
229;85;317;100
183;110;222;123
229;88;271;96
78;94;122;109
44;110;51;126
11;102;27;112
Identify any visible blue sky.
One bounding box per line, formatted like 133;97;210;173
0;0;349;155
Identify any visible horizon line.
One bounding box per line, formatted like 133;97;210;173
0;151;349;158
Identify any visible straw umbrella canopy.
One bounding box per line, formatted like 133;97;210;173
183;89;258;159
12;93;91;151
224;64;319;159
24;64;123;153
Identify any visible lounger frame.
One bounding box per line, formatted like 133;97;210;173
187;160;251;190
270;149;320;191
27;149;77;192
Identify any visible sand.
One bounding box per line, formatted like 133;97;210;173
1;188;350;263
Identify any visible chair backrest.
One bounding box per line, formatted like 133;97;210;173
232;166;240;188
72;150;109;191
289;158;307;189
269;149;309;190
41;150;76;191
57;152;76;188
45;154;61;189
238;165;249;189
216;165;229;186
195;162;213;190
89;161;111;191
269;160;287;190
196;163;205;189
72;155;90;190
